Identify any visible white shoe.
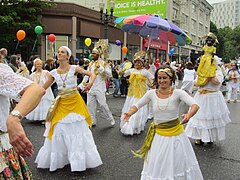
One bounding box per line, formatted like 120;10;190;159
110;119;115;126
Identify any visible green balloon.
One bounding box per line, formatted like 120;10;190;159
34;25;43;35
88;54;92;61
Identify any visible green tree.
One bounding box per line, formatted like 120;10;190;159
0;0;52;61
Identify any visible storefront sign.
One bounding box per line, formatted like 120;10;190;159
109;0;167;17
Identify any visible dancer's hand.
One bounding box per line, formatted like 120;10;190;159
82;82;93;93
180;113;190;124
123;113;131;122
7;117;33;157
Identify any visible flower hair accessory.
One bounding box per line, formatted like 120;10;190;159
158;68;173;78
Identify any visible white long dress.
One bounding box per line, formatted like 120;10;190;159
120;68;154;135
26;70;54;121
134;89;203;179
185;67;231;142
181;68;196;94
35;65;102;172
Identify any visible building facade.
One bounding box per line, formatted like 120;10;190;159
41;0;212;63
211;0;240;29
169;0;213;62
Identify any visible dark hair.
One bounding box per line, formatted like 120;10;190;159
186;62;194;70
79;59;84;66
154;65;176;88
10;55;18;67
124;57;128;61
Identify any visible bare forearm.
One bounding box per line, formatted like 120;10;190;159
126;106;138;116
15;83;45;117
188;104;199;118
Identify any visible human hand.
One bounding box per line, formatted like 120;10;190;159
82;82;92;93
6;116;33;157
123;113;131;122
180;113;190;124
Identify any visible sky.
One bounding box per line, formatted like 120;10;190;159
206;0;225;4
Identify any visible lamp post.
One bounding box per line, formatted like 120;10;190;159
99;0;115;39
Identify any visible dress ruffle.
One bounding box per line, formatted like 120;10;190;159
35;114;102;172
140;132;203;180
120;96;148;135
0;134;32;179
185;91;231;142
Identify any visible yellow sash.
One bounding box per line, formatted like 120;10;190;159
132;118;184;160
46;88;92;140
127;73;147;99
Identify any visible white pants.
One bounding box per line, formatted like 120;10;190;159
227;85;238;101
87;91;114;125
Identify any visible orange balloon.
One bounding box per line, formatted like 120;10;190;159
122;46;128;53
16;30;26;41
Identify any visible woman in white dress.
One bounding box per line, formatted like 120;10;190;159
226;62;240;103
35;46;102;172
0;62;45;179
181;62;196;94
185;59;231;144
120;51;154;135
26;58;54;121
123;65;203;179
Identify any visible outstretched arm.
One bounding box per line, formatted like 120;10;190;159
7;83;45;157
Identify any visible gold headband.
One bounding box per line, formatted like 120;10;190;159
158;68;173;77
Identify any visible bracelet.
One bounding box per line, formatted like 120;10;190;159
10;110;23;121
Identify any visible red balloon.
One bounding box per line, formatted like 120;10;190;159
48;34;56;42
122;47;128;53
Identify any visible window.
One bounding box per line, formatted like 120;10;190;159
191;19;196;29
76;36;92;59
192;4;197;13
46;35;68;60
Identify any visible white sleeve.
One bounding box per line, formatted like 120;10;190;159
0;66;33;99
134;91;152;110
178;89;198;107
215;67;224;83
124;69;132;77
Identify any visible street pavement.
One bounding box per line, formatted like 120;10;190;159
22;88;240;180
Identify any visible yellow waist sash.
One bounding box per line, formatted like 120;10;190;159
46;88;92;140
132;118;184;160
127;73;147;98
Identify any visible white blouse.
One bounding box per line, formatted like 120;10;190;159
0;64;32;131
50;65;78;90
134;89;197;124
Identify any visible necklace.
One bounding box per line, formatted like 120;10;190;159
35;72;42;84
59;71;68;88
157;88;172;111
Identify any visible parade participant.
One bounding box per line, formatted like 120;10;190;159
26;58;54;122
226;61;240;103
0;48;8;64
123;65;203;179
16;55;30;79
79;46;115;127
0;61;45;179
196;32;218;86
35;46;102;172
120;51;154;135
181;61;196;94
185;58;231;145
119;57;131;97
144;52;156;120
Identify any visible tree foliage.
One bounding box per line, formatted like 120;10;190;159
211;21;240;62
0;0;52;61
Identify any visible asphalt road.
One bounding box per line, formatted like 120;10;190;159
22;90;240;180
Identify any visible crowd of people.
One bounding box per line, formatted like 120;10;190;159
0;43;234;179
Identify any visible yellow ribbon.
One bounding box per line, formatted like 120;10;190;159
46;88;92;140
132;118;184;160
127;73;147;99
